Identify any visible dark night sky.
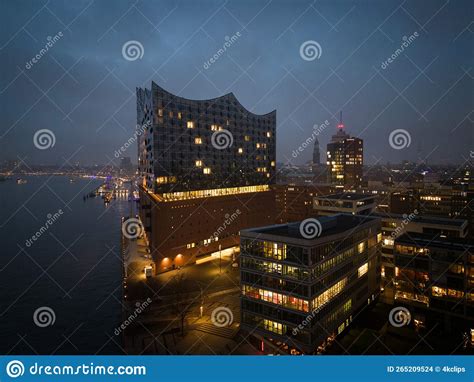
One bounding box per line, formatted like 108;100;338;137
1;0;473;166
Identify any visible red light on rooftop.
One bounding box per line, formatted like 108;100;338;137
337;124;344;129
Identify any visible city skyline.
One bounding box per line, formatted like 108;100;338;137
1;0;473;166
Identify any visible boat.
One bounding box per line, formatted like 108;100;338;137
16;178;27;184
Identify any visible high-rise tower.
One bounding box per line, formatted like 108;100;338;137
326;112;363;188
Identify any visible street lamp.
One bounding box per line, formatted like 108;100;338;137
219;244;222;274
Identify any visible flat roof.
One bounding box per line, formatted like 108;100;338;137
315;193;375;201
375;213;467;228
395;232;473;250
241;214;379;240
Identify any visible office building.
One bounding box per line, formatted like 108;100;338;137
377;213;468;303
240;214;381;354
393;233;473;329
274;184;331;224
136;82;276;272
326;113;363;189
313;193;376;216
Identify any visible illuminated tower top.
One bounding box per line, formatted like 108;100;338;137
332;110;349;142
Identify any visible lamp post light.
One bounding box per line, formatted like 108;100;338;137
219;244;222;274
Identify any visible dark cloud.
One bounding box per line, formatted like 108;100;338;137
1;0;472;165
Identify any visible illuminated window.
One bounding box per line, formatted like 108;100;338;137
244;135;250;142
271;161;275;167
169;111;173;118
358;241;366;253
157;176;168;184
256;143;260;148
203;167;211;175
195;160;202;167
238;148;243;154
263;242;286;260
211;124;219;131
312;278;347;310
358;263;368;278
187;121;194;129
266;131;271;138
194;137;202;144
263;319;285;335
377;233;382;243
158;108;163;117
178;112;182;119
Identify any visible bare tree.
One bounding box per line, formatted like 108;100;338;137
170;271;192;336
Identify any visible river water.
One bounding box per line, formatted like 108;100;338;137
0;175;127;354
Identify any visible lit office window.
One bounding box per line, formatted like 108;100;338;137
238;148;243;154
195;160;202;167
187;121;194;128
194;137;202;144
203;167;211;174
358;263;368;278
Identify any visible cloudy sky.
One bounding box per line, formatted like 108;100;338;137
1;0;472;166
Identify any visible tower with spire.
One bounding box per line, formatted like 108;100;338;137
326;111;364;188
313;137;320;166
